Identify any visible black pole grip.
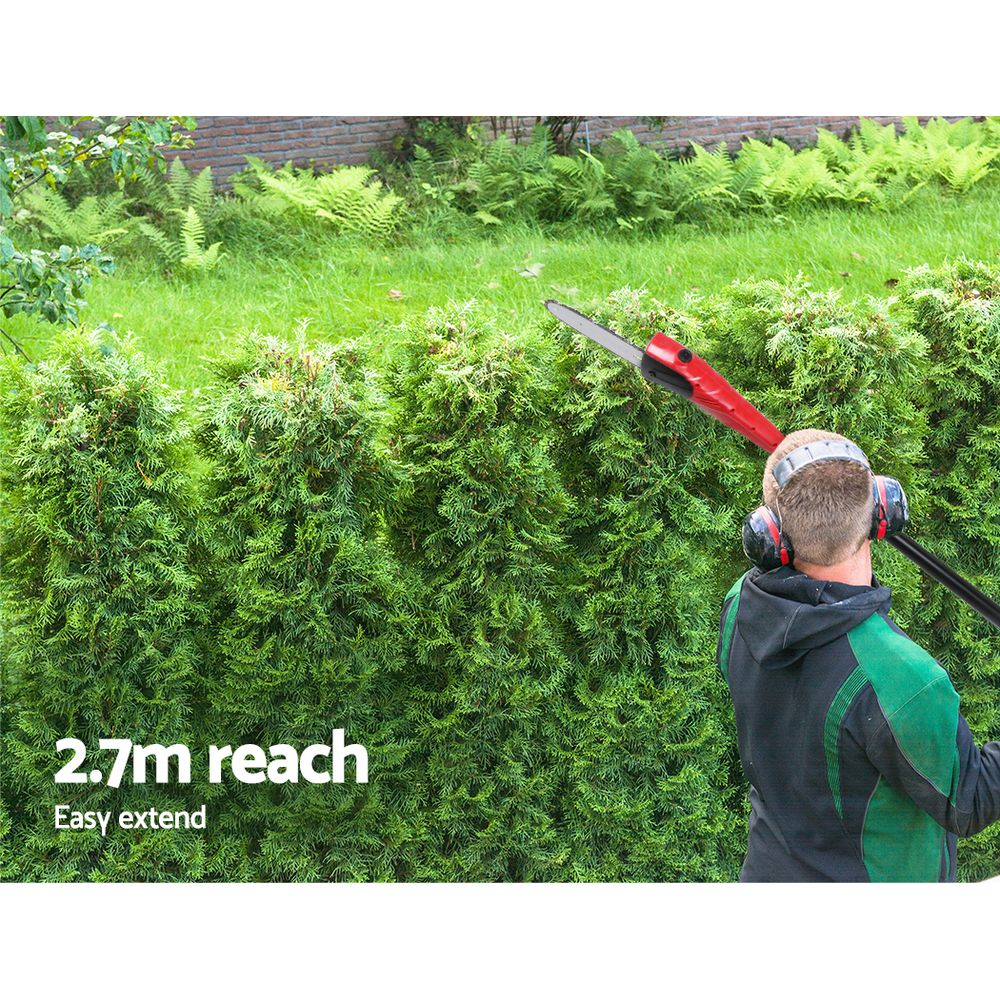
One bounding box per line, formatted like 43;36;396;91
888;533;1000;629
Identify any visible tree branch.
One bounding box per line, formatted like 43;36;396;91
12;134;109;199
0;325;31;360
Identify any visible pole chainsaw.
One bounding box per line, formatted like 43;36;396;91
545;300;1000;631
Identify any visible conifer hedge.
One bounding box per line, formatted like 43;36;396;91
2;259;999;881
0;331;206;879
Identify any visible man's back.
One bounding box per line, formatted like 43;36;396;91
718;565;1000;882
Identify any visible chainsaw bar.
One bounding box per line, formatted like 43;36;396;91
545;301;645;370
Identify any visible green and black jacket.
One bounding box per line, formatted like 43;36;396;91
718;566;1000;882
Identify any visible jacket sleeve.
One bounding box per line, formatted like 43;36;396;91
862;672;1000;838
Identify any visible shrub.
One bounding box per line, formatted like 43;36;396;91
549;289;746;878
195;332;420;880
892;259;1000;880
384;306;574;879
0;329;205;880
3;261;1000;882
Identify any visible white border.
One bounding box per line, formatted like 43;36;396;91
5;3;998;110
1;881;998;993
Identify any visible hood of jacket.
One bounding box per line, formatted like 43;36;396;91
736;565;892;670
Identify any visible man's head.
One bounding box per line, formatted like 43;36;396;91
763;428;873;567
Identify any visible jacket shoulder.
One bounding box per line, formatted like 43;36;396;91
846;611;952;712
723;571;750;604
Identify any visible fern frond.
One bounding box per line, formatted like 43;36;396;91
137;219;182;263
22;188;136;246
189;166;216;218
180;206;206;255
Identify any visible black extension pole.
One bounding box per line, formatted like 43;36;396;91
887;533;1000;629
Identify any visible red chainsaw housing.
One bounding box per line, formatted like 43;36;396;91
644;333;784;453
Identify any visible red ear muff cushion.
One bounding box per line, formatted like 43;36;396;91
874;476;889;540
764;509;790;565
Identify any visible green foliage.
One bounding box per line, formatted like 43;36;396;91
235;158;404;241
1;116;193;210
137;206;225;273
16;188;137;249
130;159;224;272
384;307;574;878
130;156;216;223
892;261;1000;885
398;118;1000;232
0;238;114;327
208;193;319;260
3;260;1000;881
0;328;205;880
598;129;675;229
0;116;193;341
195;332;418;880
549;151;616;222
453;129;557;225
550;289;745;878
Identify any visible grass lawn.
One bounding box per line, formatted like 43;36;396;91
7;180;1000;387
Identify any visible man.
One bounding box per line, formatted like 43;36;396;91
717;427;1000;881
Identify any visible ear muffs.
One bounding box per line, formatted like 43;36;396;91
741;468;911;570
742;505;792;571
871;475;909;541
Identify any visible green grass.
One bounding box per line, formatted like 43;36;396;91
8;180;1000;387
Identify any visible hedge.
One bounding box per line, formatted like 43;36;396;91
2;258;999;881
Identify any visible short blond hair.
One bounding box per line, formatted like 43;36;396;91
763;428;873;566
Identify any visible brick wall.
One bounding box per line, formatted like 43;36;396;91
179;116;915;184
580;116;905;148
179;116;408;183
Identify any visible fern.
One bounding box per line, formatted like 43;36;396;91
136;219;182;264
940;145;998;192
311;169;404;240
549;152;615;222
20;188;136;247
132;157;216;221
137;207;224;272
601;130;674;228
179;206;224;271
449;128;556;224
667;143;739;219
760;143;840;204
898;117;999;191
237;160;404;240
131;158;225;268
229;156;295;215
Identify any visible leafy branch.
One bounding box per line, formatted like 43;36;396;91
0;115;194;353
